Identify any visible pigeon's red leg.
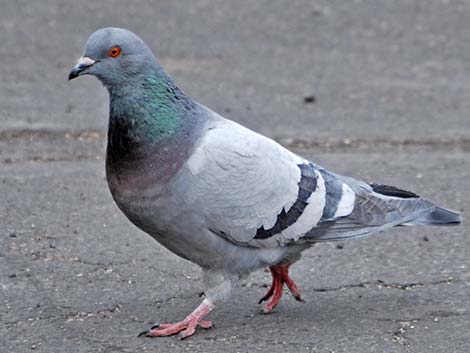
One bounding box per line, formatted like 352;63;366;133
280;265;304;302
258;267;279;304
262;274;284;313
259;264;304;313
140;299;214;339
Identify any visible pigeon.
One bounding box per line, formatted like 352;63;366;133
69;27;462;339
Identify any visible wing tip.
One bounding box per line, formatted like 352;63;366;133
412;206;462;226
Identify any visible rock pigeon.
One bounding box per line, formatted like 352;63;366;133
69;27;462;339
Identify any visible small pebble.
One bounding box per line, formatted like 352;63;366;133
303;95;316;103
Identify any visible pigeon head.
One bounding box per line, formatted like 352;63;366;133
69;27;159;87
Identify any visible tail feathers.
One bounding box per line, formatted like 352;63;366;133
406;206;462;226
306;194;461;243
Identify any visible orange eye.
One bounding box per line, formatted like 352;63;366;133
108;46;121;58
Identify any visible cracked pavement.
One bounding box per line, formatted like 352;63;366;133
1;1;469;352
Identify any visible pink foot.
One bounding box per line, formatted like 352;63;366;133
139;300;214;339
259;265;304;313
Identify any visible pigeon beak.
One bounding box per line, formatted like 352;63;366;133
68;56;96;80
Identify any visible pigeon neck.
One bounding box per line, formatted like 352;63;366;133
108;70;197;146
106;70;206;184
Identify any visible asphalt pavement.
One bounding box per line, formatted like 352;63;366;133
1;1;469;352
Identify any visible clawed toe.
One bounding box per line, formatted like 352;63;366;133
259;264;304;312
197;319;213;329
258;294;271;304
138;330;149;337
293;294;305;302
140;319;213;339
138;300;214;339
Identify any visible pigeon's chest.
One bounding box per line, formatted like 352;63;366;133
104;108;210;234
105;141;192;229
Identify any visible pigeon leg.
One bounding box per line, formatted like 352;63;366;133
258;266;283;304
258;271;278;304
279;265;304;302
140;299;214;339
262;273;284;313
260;264;303;313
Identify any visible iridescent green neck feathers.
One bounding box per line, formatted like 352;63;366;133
108;71;197;147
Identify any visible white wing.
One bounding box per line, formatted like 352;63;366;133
171;112;459;249
172;115;343;248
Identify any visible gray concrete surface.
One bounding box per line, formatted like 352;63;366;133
1;1;469;352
